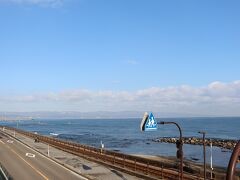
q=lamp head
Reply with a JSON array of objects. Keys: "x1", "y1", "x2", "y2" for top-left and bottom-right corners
[{"x1": 140, "y1": 112, "x2": 149, "y2": 131}]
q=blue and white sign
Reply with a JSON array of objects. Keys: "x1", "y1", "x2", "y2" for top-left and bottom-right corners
[{"x1": 144, "y1": 112, "x2": 157, "y2": 131}]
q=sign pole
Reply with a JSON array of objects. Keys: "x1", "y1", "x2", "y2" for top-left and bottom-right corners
[
  {"x1": 210, "y1": 141, "x2": 213, "y2": 179},
  {"x1": 48, "y1": 144, "x2": 50, "y2": 157}
]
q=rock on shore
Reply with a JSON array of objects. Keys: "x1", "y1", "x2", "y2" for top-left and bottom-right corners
[{"x1": 152, "y1": 137, "x2": 237, "y2": 150}]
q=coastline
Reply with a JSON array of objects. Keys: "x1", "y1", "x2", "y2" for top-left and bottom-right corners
[{"x1": 1, "y1": 118, "x2": 239, "y2": 169}]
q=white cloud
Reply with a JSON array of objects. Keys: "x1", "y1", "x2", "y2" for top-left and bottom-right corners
[
  {"x1": 1, "y1": 0, "x2": 63, "y2": 7},
  {"x1": 1, "y1": 80, "x2": 240, "y2": 116}
]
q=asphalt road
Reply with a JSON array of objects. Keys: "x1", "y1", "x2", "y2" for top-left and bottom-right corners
[{"x1": 0, "y1": 131, "x2": 88, "y2": 180}]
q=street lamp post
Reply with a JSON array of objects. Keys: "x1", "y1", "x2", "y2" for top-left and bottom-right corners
[
  {"x1": 159, "y1": 121, "x2": 183, "y2": 180},
  {"x1": 199, "y1": 131, "x2": 206, "y2": 180}
]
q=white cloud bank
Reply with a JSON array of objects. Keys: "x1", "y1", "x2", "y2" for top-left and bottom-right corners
[
  {"x1": 1, "y1": 80, "x2": 240, "y2": 116},
  {"x1": 1, "y1": 0, "x2": 63, "y2": 7}
]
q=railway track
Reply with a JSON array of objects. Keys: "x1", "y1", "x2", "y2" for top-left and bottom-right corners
[{"x1": 2, "y1": 126, "x2": 202, "y2": 180}]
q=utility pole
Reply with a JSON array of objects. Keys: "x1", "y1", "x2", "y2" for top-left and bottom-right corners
[{"x1": 199, "y1": 131, "x2": 206, "y2": 180}]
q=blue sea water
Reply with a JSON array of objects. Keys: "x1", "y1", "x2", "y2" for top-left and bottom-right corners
[{"x1": 1, "y1": 117, "x2": 239, "y2": 168}]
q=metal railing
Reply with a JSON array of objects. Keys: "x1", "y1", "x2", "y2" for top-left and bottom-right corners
[
  {"x1": 0, "y1": 163, "x2": 13, "y2": 180},
  {"x1": 2, "y1": 126, "x2": 202, "y2": 180}
]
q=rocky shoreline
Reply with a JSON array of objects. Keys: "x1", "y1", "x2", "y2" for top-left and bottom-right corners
[{"x1": 152, "y1": 137, "x2": 238, "y2": 150}]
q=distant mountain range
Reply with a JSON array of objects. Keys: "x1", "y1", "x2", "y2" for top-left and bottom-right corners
[{"x1": 0, "y1": 111, "x2": 222, "y2": 120}]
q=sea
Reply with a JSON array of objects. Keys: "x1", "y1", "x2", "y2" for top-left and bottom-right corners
[{"x1": 1, "y1": 117, "x2": 239, "y2": 168}]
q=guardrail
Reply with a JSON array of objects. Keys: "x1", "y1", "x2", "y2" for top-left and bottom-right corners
[
  {"x1": 0, "y1": 162, "x2": 13, "y2": 180},
  {"x1": 2, "y1": 126, "x2": 202, "y2": 180}
]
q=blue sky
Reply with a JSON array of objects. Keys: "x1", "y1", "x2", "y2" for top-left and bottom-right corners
[{"x1": 0, "y1": 0, "x2": 240, "y2": 115}]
